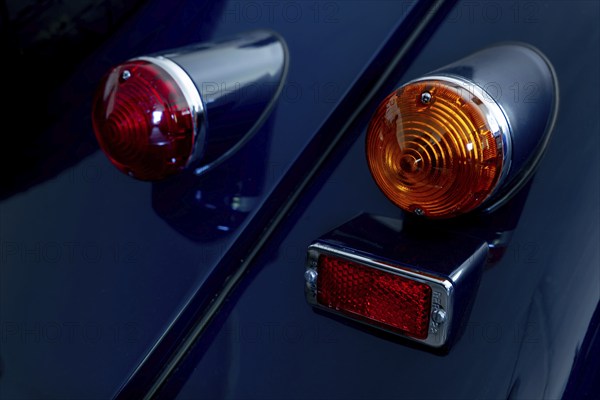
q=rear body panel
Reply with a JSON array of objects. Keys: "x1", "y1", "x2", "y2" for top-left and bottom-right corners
[
  {"x1": 1, "y1": 0, "x2": 434, "y2": 398},
  {"x1": 167, "y1": 2, "x2": 600, "y2": 399},
  {"x1": 1, "y1": 1, "x2": 598, "y2": 399}
]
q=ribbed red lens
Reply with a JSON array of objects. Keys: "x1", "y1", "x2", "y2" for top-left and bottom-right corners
[
  {"x1": 92, "y1": 60, "x2": 195, "y2": 180},
  {"x1": 317, "y1": 254, "x2": 432, "y2": 339}
]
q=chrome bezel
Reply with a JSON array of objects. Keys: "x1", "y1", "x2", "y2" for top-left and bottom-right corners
[
  {"x1": 134, "y1": 55, "x2": 207, "y2": 167},
  {"x1": 481, "y1": 46, "x2": 559, "y2": 213},
  {"x1": 405, "y1": 74, "x2": 513, "y2": 203},
  {"x1": 306, "y1": 242, "x2": 453, "y2": 348}
]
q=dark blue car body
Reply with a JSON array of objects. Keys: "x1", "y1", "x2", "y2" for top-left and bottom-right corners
[{"x1": 1, "y1": 1, "x2": 599, "y2": 398}]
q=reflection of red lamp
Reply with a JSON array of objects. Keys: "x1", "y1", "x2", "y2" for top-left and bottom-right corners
[{"x1": 151, "y1": 116, "x2": 272, "y2": 243}]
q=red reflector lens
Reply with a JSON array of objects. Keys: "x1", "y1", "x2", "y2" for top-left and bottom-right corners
[
  {"x1": 317, "y1": 254, "x2": 432, "y2": 339},
  {"x1": 92, "y1": 60, "x2": 195, "y2": 180}
]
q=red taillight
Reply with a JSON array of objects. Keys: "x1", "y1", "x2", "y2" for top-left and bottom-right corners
[
  {"x1": 92, "y1": 32, "x2": 289, "y2": 180},
  {"x1": 317, "y1": 254, "x2": 432, "y2": 339},
  {"x1": 92, "y1": 60, "x2": 196, "y2": 180}
]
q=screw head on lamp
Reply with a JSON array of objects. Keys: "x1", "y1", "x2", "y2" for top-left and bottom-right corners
[{"x1": 366, "y1": 44, "x2": 558, "y2": 218}]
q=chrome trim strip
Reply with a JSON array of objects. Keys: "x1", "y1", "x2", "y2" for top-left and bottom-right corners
[
  {"x1": 482, "y1": 46, "x2": 559, "y2": 213},
  {"x1": 134, "y1": 55, "x2": 207, "y2": 166}
]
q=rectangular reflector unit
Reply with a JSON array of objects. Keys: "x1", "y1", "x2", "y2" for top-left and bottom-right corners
[
  {"x1": 317, "y1": 254, "x2": 432, "y2": 339},
  {"x1": 305, "y1": 213, "x2": 488, "y2": 348}
]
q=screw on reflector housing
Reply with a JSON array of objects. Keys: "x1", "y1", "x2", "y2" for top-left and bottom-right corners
[
  {"x1": 366, "y1": 44, "x2": 558, "y2": 218},
  {"x1": 92, "y1": 30, "x2": 288, "y2": 181}
]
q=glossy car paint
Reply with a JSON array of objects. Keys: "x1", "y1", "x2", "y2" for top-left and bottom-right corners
[
  {"x1": 161, "y1": 1, "x2": 599, "y2": 399},
  {"x1": 0, "y1": 0, "x2": 438, "y2": 398},
  {"x1": 0, "y1": 1, "x2": 598, "y2": 400}
]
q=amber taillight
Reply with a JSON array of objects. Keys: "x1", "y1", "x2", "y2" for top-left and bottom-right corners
[{"x1": 366, "y1": 79, "x2": 507, "y2": 218}]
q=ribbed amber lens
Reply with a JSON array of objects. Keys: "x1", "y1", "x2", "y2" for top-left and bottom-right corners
[{"x1": 366, "y1": 80, "x2": 504, "y2": 218}]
